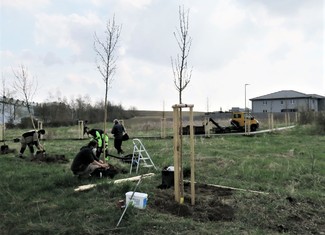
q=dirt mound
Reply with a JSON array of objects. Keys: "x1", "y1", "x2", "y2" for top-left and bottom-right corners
[
  {"x1": 152, "y1": 183, "x2": 325, "y2": 234},
  {"x1": 152, "y1": 182, "x2": 235, "y2": 222},
  {"x1": 30, "y1": 152, "x2": 69, "y2": 163},
  {"x1": 0, "y1": 144, "x2": 16, "y2": 154}
]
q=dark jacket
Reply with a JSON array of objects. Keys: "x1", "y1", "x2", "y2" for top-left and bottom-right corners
[
  {"x1": 70, "y1": 147, "x2": 95, "y2": 174},
  {"x1": 111, "y1": 123, "x2": 125, "y2": 139},
  {"x1": 22, "y1": 130, "x2": 37, "y2": 138}
]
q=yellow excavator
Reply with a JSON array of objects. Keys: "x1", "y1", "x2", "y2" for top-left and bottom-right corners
[
  {"x1": 229, "y1": 112, "x2": 259, "y2": 132},
  {"x1": 183, "y1": 112, "x2": 259, "y2": 135}
]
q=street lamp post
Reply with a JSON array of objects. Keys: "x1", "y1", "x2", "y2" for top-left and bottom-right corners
[{"x1": 244, "y1": 84, "x2": 250, "y2": 134}]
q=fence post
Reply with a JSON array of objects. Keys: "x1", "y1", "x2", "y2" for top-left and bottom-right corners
[
  {"x1": 78, "y1": 120, "x2": 84, "y2": 139},
  {"x1": 161, "y1": 118, "x2": 166, "y2": 139},
  {"x1": 37, "y1": 121, "x2": 43, "y2": 139},
  {"x1": 0, "y1": 124, "x2": 4, "y2": 141}
]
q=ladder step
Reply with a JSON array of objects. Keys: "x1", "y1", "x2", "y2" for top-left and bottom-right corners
[{"x1": 130, "y1": 138, "x2": 157, "y2": 174}]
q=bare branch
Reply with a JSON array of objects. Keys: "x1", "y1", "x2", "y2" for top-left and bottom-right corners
[
  {"x1": 94, "y1": 16, "x2": 121, "y2": 90},
  {"x1": 12, "y1": 64, "x2": 38, "y2": 129},
  {"x1": 171, "y1": 5, "x2": 192, "y2": 104}
]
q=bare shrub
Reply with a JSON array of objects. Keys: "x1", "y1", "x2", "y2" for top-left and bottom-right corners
[
  {"x1": 299, "y1": 111, "x2": 325, "y2": 135},
  {"x1": 314, "y1": 111, "x2": 325, "y2": 134},
  {"x1": 298, "y1": 111, "x2": 315, "y2": 125}
]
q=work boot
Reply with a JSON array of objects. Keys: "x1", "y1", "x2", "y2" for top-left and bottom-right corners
[{"x1": 17, "y1": 153, "x2": 24, "y2": 158}]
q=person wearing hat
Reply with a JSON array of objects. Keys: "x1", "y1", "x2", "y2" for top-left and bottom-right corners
[
  {"x1": 111, "y1": 119, "x2": 125, "y2": 155},
  {"x1": 18, "y1": 129, "x2": 46, "y2": 158}
]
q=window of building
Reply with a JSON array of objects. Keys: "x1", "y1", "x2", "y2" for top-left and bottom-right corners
[
  {"x1": 281, "y1": 108, "x2": 298, "y2": 112},
  {"x1": 263, "y1": 110, "x2": 268, "y2": 113},
  {"x1": 290, "y1": 100, "x2": 295, "y2": 104},
  {"x1": 263, "y1": 101, "x2": 267, "y2": 105},
  {"x1": 281, "y1": 100, "x2": 284, "y2": 105}
]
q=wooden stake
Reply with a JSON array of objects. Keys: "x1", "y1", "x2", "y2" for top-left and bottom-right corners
[
  {"x1": 189, "y1": 106, "x2": 195, "y2": 205},
  {"x1": 74, "y1": 173, "x2": 155, "y2": 192},
  {"x1": 161, "y1": 118, "x2": 166, "y2": 139},
  {"x1": 173, "y1": 106, "x2": 180, "y2": 202},
  {"x1": 172, "y1": 104, "x2": 195, "y2": 204},
  {"x1": 78, "y1": 120, "x2": 84, "y2": 139},
  {"x1": 184, "y1": 180, "x2": 269, "y2": 195}
]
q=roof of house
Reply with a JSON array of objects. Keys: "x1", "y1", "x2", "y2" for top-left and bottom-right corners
[{"x1": 250, "y1": 90, "x2": 325, "y2": 100}]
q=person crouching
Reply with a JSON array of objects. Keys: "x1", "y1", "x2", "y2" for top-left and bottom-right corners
[{"x1": 70, "y1": 140, "x2": 109, "y2": 178}]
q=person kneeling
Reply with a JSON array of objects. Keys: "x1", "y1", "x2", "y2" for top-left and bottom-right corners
[{"x1": 71, "y1": 140, "x2": 109, "y2": 178}]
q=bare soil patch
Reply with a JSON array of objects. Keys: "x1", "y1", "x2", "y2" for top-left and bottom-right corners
[
  {"x1": 152, "y1": 182, "x2": 235, "y2": 222},
  {"x1": 151, "y1": 182, "x2": 325, "y2": 234},
  {"x1": 30, "y1": 152, "x2": 69, "y2": 163}
]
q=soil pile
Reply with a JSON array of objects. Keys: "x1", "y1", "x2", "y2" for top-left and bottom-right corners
[{"x1": 30, "y1": 152, "x2": 69, "y2": 163}]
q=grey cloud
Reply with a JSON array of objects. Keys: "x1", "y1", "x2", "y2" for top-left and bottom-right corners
[
  {"x1": 237, "y1": 0, "x2": 314, "y2": 15},
  {"x1": 268, "y1": 43, "x2": 291, "y2": 63},
  {"x1": 120, "y1": 1, "x2": 180, "y2": 65},
  {"x1": 42, "y1": 52, "x2": 63, "y2": 66}
]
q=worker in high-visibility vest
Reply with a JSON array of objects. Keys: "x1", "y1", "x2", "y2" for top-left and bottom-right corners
[{"x1": 87, "y1": 128, "x2": 109, "y2": 160}]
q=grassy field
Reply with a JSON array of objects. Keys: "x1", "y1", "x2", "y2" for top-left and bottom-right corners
[{"x1": 0, "y1": 120, "x2": 324, "y2": 234}]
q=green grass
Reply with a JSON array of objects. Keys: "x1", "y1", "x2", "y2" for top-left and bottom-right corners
[{"x1": 0, "y1": 123, "x2": 324, "y2": 234}]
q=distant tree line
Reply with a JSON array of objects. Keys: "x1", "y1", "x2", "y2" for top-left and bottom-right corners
[{"x1": 4, "y1": 96, "x2": 137, "y2": 129}]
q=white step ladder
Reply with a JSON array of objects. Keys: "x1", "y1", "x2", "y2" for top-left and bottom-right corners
[{"x1": 130, "y1": 138, "x2": 157, "y2": 174}]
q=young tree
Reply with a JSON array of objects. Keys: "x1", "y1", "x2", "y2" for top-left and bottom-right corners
[
  {"x1": 12, "y1": 64, "x2": 38, "y2": 129},
  {"x1": 171, "y1": 6, "x2": 193, "y2": 132},
  {"x1": 94, "y1": 16, "x2": 121, "y2": 161},
  {"x1": 171, "y1": 5, "x2": 193, "y2": 203},
  {"x1": 171, "y1": 6, "x2": 193, "y2": 105}
]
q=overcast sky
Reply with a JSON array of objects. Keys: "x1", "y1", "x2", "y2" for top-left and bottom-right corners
[{"x1": 1, "y1": 0, "x2": 324, "y2": 112}]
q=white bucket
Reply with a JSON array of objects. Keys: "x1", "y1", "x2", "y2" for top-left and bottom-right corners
[{"x1": 125, "y1": 192, "x2": 148, "y2": 209}]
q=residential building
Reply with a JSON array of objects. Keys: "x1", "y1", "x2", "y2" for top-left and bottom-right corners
[
  {"x1": 250, "y1": 90, "x2": 325, "y2": 113},
  {"x1": 0, "y1": 97, "x2": 33, "y2": 124}
]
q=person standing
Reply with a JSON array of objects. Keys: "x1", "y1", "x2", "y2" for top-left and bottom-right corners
[
  {"x1": 18, "y1": 129, "x2": 46, "y2": 158},
  {"x1": 70, "y1": 140, "x2": 109, "y2": 178},
  {"x1": 111, "y1": 119, "x2": 125, "y2": 155},
  {"x1": 83, "y1": 120, "x2": 89, "y2": 137}
]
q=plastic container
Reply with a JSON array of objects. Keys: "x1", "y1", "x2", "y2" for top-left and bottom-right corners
[{"x1": 125, "y1": 192, "x2": 148, "y2": 209}]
